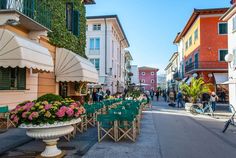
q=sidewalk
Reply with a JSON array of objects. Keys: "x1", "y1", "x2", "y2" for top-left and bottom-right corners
[{"x1": 0, "y1": 126, "x2": 98, "y2": 157}]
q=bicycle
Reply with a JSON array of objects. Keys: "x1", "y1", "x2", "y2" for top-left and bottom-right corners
[
  {"x1": 189, "y1": 102, "x2": 214, "y2": 117},
  {"x1": 222, "y1": 104, "x2": 236, "y2": 133}
]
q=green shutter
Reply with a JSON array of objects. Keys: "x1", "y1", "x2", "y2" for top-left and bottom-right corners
[
  {"x1": 0, "y1": 68, "x2": 10, "y2": 90},
  {"x1": 73, "y1": 10, "x2": 80, "y2": 36},
  {"x1": 23, "y1": 0, "x2": 34, "y2": 18},
  {"x1": 17, "y1": 68, "x2": 26, "y2": 90}
]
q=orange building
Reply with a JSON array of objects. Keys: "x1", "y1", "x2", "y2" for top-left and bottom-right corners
[{"x1": 175, "y1": 8, "x2": 229, "y2": 96}]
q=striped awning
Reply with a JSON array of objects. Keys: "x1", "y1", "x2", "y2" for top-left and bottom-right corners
[
  {"x1": 0, "y1": 29, "x2": 53, "y2": 72},
  {"x1": 55, "y1": 48, "x2": 98, "y2": 83}
]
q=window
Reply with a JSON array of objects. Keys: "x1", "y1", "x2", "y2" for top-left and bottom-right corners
[
  {"x1": 0, "y1": 67, "x2": 26, "y2": 90},
  {"x1": 219, "y1": 49, "x2": 228, "y2": 61},
  {"x1": 233, "y1": 50, "x2": 236, "y2": 65},
  {"x1": 189, "y1": 58, "x2": 192, "y2": 63},
  {"x1": 233, "y1": 17, "x2": 236, "y2": 32},
  {"x1": 90, "y1": 59, "x2": 100, "y2": 71},
  {"x1": 93, "y1": 24, "x2": 101, "y2": 31},
  {"x1": 194, "y1": 28, "x2": 198, "y2": 41},
  {"x1": 151, "y1": 79, "x2": 154, "y2": 83},
  {"x1": 141, "y1": 79, "x2": 145, "y2": 83},
  {"x1": 218, "y1": 23, "x2": 228, "y2": 35},
  {"x1": 86, "y1": 25, "x2": 88, "y2": 31},
  {"x1": 151, "y1": 72, "x2": 154, "y2": 75},
  {"x1": 66, "y1": 2, "x2": 73, "y2": 31},
  {"x1": 141, "y1": 72, "x2": 145, "y2": 76},
  {"x1": 189, "y1": 36, "x2": 192, "y2": 47},
  {"x1": 185, "y1": 41, "x2": 188, "y2": 51},
  {"x1": 89, "y1": 38, "x2": 100, "y2": 50}
]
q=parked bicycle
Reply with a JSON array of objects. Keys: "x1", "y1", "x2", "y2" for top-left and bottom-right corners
[
  {"x1": 222, "y1": 104, "x2": 236, "y2": 133},
  {"x1": 189, "y1": 102, "x2": 214, "y2": 117}
]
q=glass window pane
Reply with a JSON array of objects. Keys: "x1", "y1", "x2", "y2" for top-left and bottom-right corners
[
  {"x1": 219, "y1": 23, "x2": 228, "y2": 34},
  {"x1": 90, "y1": 38, "x2": 94, "y2": 50},
  {"x1": 95, "y1": 38, "x2": 100, "y2": 50},
  {"x1": 219, "y1": 50, "x2": 228, "y2": 61}
]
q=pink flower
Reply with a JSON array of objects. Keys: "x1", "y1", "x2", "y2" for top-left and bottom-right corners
[
  {"x1": 28, "y1": 112, "x2": 39, "y2": 120},
  {"x1": 66, "y1": 108, "x2": 74, "y2": 117},
  {"x1": 44, "y1": 104, "x2": 52, "y2": 110},
  {"x1": 13, "y1": 116, "x2": 19, "y2": 124},
  {"x1": 56, "y1": 109, "x2": 65, "y2": 118},
  {"x1": 60, "y1": 106, "x2": 68, "y2": 113},
  {"x1": 22, "y1": 112, "x2": 28, "y2": 118}
]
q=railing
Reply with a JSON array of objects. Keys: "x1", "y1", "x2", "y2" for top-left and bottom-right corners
[
  {"x1": 0, "y1": 0, "x2": 51, "y2": 29},
  {"x1": 185, "y1": 61, "x2": 228, "y2": 73}
]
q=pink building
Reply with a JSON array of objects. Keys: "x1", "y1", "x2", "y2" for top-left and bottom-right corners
[{"x1": 138, "y1": 66, "x2": 158, "y2": 91}]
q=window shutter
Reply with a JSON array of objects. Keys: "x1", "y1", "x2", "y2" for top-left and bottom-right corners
[
  {"x1": 17, "y1": 68, "x2": 26, "y2": 90},
  {"x1": 0, "y1": 0, "x2": 7, "y2": 9},
  {"x1": 0, "y1": 68, "x2": 10, "y2": 90},
  {"x1": 73, "y1": 10, "x2": 80, "y2": 36},
  {"x1": 23, "y1": 0, "x2": 35, "y2": 18}
]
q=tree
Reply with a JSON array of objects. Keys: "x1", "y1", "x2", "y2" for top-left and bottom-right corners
[{"x1": 180, "y1": 77, "x2": 211, "y2": 103}]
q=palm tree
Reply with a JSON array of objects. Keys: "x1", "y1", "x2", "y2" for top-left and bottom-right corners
[{"x1": 180, "y1": 77, "x2": 211, "y2": 103}]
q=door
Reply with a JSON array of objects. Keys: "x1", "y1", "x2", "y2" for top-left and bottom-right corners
[{"x1": 59, "y1": 82, "x2": 68, "y2": 98}]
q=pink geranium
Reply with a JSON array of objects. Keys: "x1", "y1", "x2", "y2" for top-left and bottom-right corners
[
  {"x1": 66, "y1": 108, "x2": 74, "y2": 117},
  {"x1": 60, "y1": 106, "x2": 68, "y2": 112},
  {"x1": 56, "y1": 109, "x2": 65, "y2": 118},
  {"x1": 44, "y1": 104, "x2": 52, "y2": 110},
  {"x1": 28, "y1": 112, "x2": 39, "y2": 120},
  {"x1": 13, "y1": 116, "x2": 19, "y2": 124},
  {"x1": 22, "y1": 112, "x2": 28, "y2": 118}
]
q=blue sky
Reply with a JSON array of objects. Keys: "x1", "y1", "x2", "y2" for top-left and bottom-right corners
[{"x1": 86, "y1": 0, "x2": 230, "y2": 74}]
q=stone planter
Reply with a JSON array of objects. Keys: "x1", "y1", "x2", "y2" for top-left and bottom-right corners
[
  {"x1": 185, "y1": 102, "x2": 193, "y2": 111},
  {"x1": 19, "y1": 118, "x2": 81, "y2": 158}
]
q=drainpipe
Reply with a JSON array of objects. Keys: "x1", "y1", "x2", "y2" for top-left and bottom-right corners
[{"x1": 104, "y1": 18, "x2": 107, "y2": 75}]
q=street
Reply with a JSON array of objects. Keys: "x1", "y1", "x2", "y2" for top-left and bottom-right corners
[{"x1": 84, "y1": 98, "x2": 236, "y2": 158}]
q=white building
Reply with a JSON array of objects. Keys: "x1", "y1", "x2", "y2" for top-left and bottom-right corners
[
  {"x1": 157, "y1": 74, "x2": 167, "y2": 90},
  {"x1": 165, "y1": 52, "x2": 178, "y2": 91},
  {"x1": 130, "y1": 65, "x2": 139, "y2": 85},
  {"x1": 124, "y1": 50, "x2": 133, "y2": 87},
  {"x1": 86, "y1": 15, "x2": 130, "y2": 94},
  {"x1": 221, "y1": 1, "x2": 236, "y2": 108}
]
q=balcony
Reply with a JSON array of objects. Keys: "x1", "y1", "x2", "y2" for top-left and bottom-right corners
[
  {"x1": 0, "y1": 0, "x2": 51, "y2": 30},
  {"x1": 173, "y1": 71, "x2": 182, "y2": 81},
  {"x1": 185, "y1": 61, "x2": 228, "y2": 73}
]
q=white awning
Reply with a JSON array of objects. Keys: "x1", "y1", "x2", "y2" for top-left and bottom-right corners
[
  {"x1": 55, "y1": 48, "x2": 98, "y2": 83},
  {"x1": 221, "y1": 79, "x2": 236, "y2": 85},
  {"x1": 0, "y1": 29, "x2": 53, "y2": 72},
  {"x1": 214, "y1": 73, "x2": 228, "y2": 84}
]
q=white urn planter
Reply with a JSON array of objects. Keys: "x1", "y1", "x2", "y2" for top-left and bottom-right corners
[
  {"x1": 185, "y1": 102, "x2": 193, "y2": 112},
  {"x1": 19, "y1": 118, "x2": 81, "y2": 158}
]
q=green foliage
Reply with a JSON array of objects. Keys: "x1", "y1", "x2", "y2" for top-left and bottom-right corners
[
  {"x1": 127, "y1": 90, "x2": 141, "y2": 99},
  {"x1": 180, "y1": 78, "x2": 211, "y2": 103},
  {"x1": 41, "y1": 0, "x2": 86, "y2": 57},
  {"x1": 37, "y1": 93, "x2": 63, "y2": 102}
]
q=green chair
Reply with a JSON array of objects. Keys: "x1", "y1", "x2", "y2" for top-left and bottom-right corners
[
  {"x1": 97, "y1": 114, "x2": 117, "y2": 142},
  {"x1": 0, "y1": 105, "x2": 15, "y2": 131}
]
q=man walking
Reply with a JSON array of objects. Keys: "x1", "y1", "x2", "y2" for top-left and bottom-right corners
[{"x1": 177, "y1": 91, "x2": 184, "y2": 108}]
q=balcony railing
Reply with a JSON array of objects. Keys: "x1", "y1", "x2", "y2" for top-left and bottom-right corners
[
  {"x1": 0, "y1": 0, "x2": 51, "y2": 29},
  {"x1": 173, "y1": 71, "x2": 182, "y2": 80},
  {"x1": 185, "y1": 61, "x2": 228, "y2": 73}
]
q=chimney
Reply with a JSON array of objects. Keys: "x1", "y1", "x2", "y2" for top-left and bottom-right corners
[{"x1": 231, "y1": 0, "x2": 236, "y2": 4}]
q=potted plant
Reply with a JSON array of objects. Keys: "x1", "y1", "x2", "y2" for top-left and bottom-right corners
[
  {"x1": 10, "y1": 96, "x2": 85, "y2": 158},
  {"x1": 180, "y1": 77, "x2": 211, "y2": 111}
]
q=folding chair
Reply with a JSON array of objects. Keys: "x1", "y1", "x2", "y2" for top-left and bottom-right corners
[
  {"x1": 117, "y1": 113, "x2": 136, "y2": 142},
  {"x1": 76, "y1": 114, "x2": 87, "y2": 133},
  {"x1": 84, "y1": 105, "x2": 96, "y2": 127},
  {"x1": 0, "y1": 105, "x2": 15, "y2": 131},
  {"x1": 97, "y1": 114, "x2": 117, "y2": 142},
  {"x1": 64, "y1": 124, "x2": 77, "y2": 141}
]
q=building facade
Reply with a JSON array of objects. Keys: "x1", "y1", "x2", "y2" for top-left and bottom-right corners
[
  {"x1": 157, "y1": 74, "x2": 167, "y2": 90},
  {"x1": 175, "y1": 8, "x2": 229, "y2": 97},
  {"x1": 221, "y1": 1, "x2": 236, "y2": 108},
  {"x1": 124, "y1": 50, "x2": 133, "y2": 88},
  {"x1": 0, "y1": 0, "x2": 98, "y2": 108},
  {"x1": 165, "y1": 52, "x2": 178, "y2": 91},
  {"x1": 130, "y1": 65, "x2": 139, "y2": 85},
  {"x1": 86, "y1": 15, "x2": 130, "y2": 94},
  {"x1": 138, "y1": 66, "x2": 158, "y2": 91}
]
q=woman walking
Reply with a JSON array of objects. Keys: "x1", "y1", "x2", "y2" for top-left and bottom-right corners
[{"x1": 210, "y1": 92, "x2": 218, "y2": 112}]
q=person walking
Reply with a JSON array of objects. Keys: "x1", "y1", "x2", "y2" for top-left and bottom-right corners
[
  {"x1": 163, "y1": 91, "x2": 167, "y2": 102},
  {"x1": 177, "y1": 91, "x2": 184, "y2": 108},
  {"x1": 169, "y1": 90, "x2": 175, "y2": 107},
  {"x1": 210, "y1": 92, "x2": 218, "y2": 112},
  {"x1": 156, "y1": 90, "x2": 160, "y2": 101},
  {"x1": 150, "y1": 89, "x2": 154, "y2": 100}
]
